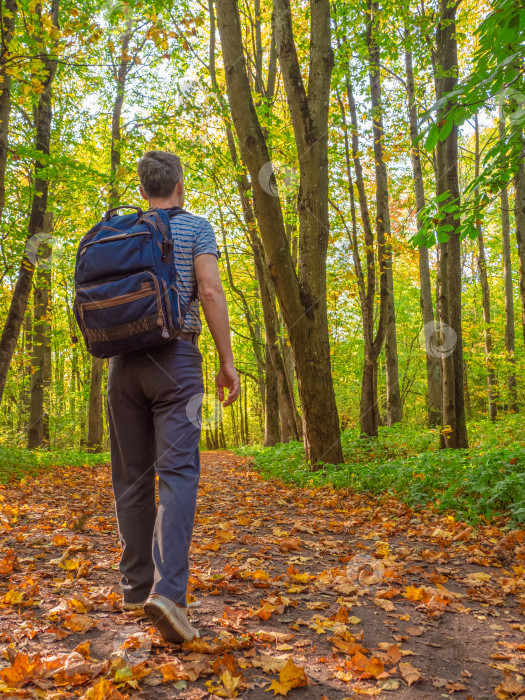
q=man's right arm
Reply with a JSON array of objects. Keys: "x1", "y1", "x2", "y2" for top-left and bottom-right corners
[{"x1": 194, "y1": 253, "x2": 240, "y2": 407}]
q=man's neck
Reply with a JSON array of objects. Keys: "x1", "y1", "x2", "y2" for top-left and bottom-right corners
[{"x1": 148, "y1": 196, "x2": 183, "y2": 210}]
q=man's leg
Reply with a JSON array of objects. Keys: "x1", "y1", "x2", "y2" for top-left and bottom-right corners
[
  {"x1": 107, "y1": 357, "x2": 156, "y2": 604},
  {"x1": 144, "y1": 342, "x2": 203, "y2": 607}
]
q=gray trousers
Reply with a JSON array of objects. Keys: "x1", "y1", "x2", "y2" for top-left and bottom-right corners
[{"x1": 107, "y1": 339, "x2": 203, "y2": 606}]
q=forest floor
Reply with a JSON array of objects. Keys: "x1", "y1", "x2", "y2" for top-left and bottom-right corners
[{"x1": 0, "y1": 452, "x2": 524, "y2": 699}]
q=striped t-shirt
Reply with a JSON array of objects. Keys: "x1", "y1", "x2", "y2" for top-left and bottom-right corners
[{"x1": 170, "y1": 209, "x2": 219, "y2": 335}]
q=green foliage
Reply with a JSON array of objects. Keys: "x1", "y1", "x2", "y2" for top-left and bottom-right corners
[
  {"x1": 239, "y1": 417, "x2": 525, "y2": 526},
  {"x1": 0, "y1": 447, "x2": 110, "y2": 483},
  {"x1": 414, "y1": 0, "x2": 525, "y2": 249}
]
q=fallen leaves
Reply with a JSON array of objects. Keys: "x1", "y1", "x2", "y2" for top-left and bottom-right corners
[
  {"x1": 252, "y1": 594, "x2": 295, "y2": 620},
  {"x1": 63, "y1": 613, "x2": 98, "y2": 633},
  {"x1": 267, "y1": 658, "x2": 308, "y2": 696},
  {"x1": 0, "y1": 650, "x2": 108, "y2": 689},
  {"x1": 0, "y1": 548, "x2": 20, "y2": 575},
  {"x1": 495, "y1": 672, "x2": 525, "y2": 699},
  {"x1": 399, "y1": 661, "x2": 422, "y2": 686},
  {"x1": 0, "y1": 452, "x2": 524, "y2": 700}
]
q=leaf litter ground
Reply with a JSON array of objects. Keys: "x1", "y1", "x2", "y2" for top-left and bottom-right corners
[{"x1": 0, "y1": 452, "x2": 524, "y2": 699}]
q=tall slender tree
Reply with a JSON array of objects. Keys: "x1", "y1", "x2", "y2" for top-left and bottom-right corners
[
  {"x1": 499, "y1": 111, "x2": 518, "y2": 410},
  {"x1": 207, "y1": 0, "x2": 299, "y2": 444},
  {"x1": 0, "y1": 0, "x2": 59, "y2": 406},
  {"x1": 0, "y1": 0, "x2": 17, "y2": 225},
  {"x1": 86, "y1": 18, "x2": 134, "y2": 452},
  {"x1": 334, "y1": 26, "x2": 388, "y2": 437},
  {"x1": 28, "y1": 213, "x2": 53, "y2": 447},
  {"x1": 215, "y1": 0, "x2": 343, "y2": 464},
  {"x1": 367, "y1": 0, "x2": 402, "y2": 427},
  {"x1": 433, "y1": 0, "x2": 468, "y2": 448},
  {"x1": 404, "y1": 26, "x2": 441, "y2": 427},
  {"x1": 515, "y1": 134, "x2": 525, "y2": 347},
  {"x1": 474, "y1": 116, "x2": 497, "y2": 420}
]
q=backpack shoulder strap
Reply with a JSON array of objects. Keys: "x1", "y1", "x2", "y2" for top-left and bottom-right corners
[{"x1": 166, "y1": 206, "x2": 189, "y2": 217}]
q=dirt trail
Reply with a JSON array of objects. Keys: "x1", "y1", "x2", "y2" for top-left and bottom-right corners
[{"x1": 0, "y1": 451, "x2": 524, "y2": 699}]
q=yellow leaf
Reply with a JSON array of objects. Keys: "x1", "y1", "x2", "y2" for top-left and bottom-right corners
[
  {"x1": 2, "y1": 589, "x2": 26, "y2": 605},
  {"x1": 74, "y1": 641, "x2": 91, "y2": 658},
  {"x1": 159, "y1": 662, "x2": 187, "y2": 682},
  {"x1": 52, "y1": 534, "x2": 68, "y2": 546},
  {"x1": 267, "y1": 658, "x2": 308, "y2": 696},
  {"x1": 63, "y1": 614, "x2": 97, "y2": 633},
  {"x1": 0, "y1": 652, "x2": 40, "y2": 685}
]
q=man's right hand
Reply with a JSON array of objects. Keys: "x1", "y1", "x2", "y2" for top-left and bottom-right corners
[{"x1": 216, "y1": 362, "x2": 240, "y2": 407}]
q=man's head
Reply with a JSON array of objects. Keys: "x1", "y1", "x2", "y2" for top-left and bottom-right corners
[{"x1": 138, "y1": 151, "x2": 184, "y2": 205}]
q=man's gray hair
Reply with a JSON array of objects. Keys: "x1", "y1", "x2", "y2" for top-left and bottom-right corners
[{"x1": 138, "y1": 151, "x2": 183, "y2": 198}]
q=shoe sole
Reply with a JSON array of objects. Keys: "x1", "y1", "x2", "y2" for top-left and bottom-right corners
[{"x1": 144, "y1": 599, "x2": 195, "y2": 644}]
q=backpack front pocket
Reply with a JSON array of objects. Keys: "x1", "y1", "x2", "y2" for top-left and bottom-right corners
[
  {"x1": 75, "y1": 272, "x2": 172, "y2": 357},
  {"x1": 76, "y1": 229, "x2": 155, "y2": 284}
]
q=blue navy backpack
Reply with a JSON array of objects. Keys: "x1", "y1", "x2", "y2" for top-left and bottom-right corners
[{"x1": 74, "y1": 204, "x2": 192, "y2": 358}]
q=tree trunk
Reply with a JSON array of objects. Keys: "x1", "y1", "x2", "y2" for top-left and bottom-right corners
[
  {"x1": 253, "y1": 242, "x2": 300, "y2": 443},
  {"x1": 20, "y1": 313, "x2": 32, "y2": 431},
  {"x1": 434, "y1": 0, "x2": 468, "y2": 449},
  {"x1": 280, "y1": 335, "x2": 301, "y2": 437},
  {"x1": 338, "y1": 64, "x2": 387, "y2": 437},
  {"x1": 87, "y1": 23, "x2": 133, "y2": 450},
  {"x1": 0, "y1": 0, "x2": 59, "y2": 406},
  {"x1": 28, "y1": 213, "x2": 53, "y2": 448},
  {"x1": 264, "y1": 343, "x2": 280, "y2": 445},
  {"x1": 476, "y1": 227, "x2": 497, "y2": 420},
  {"x1": 109, "y1": 20, "x2": 132, "y2": 205},
  {"x1": 367, "y1": 0, "x2": 402, "y2": 427},
  {"x1": 499, "y1": 112, "x2": 518, "y2": 410},
  {"x1": 243, "y1": 372, "x2": 249, "y2": 442},
  {"x1": 206, "y1": 9, "x2": 299, "y2": 443},
  {"x1": 220, "y1": 220, "x2": 265, "y2": 393},
  {"x1": 474, "y1": 116, "x2": 497, "y2": 420},
  {"x1": 404, "y1": 33, "x2": 441, "y2": 426},
  {"x1": 515, "y1": 135, "x2": 525, "y2": 347},
  {"x1": 0, "y1": 0, "x2": 17, "y2": 224},
  {"x1": 215, "y1": 0, "x2": 341, "y2": 464},
  {"x1": 87, "y1": 357, "x2": 104, "y2": 451}
]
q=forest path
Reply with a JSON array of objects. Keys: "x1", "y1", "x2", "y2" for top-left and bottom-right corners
[{"x1": 0, "y1": 451, "x2": 524, "y2": 699}]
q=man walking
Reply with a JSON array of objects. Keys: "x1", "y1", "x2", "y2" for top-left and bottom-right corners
[{"x1": 107, "y1": 150, "x2": 240, "y2": 643}]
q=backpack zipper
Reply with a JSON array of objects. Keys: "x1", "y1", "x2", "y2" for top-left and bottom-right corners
[
  {"x1": 80, "y1": 230, "x2": 150, "y2": 254},
  {"x1": 170, "y1": 285, "x2": 184, "y2": 325},
  {"x1": 80, "y1": 286, "x2": 154, "y2": 314},
  {"x1": 146, "y1": 272, "x2": 169, "y2": 338}
]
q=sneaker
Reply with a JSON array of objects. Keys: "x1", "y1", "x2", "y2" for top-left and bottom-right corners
[
  {"x1": 122, "y1": 601, "x2": 146, "y2": 613},
  {"x1": 144, "y1": 593, "x2": 199, "y2": 643}
]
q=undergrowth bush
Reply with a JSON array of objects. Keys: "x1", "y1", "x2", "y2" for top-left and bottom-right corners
[
  {"x1": 0, "y1": 447, "x2": 110, "y2": 483},
  {"x1": 238, "y1": 416, "x2": 525, "y2": 526}
]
